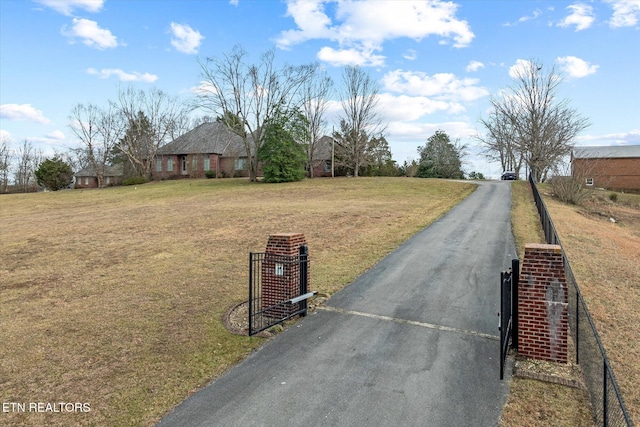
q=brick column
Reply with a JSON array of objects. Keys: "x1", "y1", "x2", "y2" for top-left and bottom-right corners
[
  {"x1": 517, "y1": 243, "x2": 568, "y2": 363},
  {"x1": 262, "y1": 233, "x2": 308, "y2": 319}
]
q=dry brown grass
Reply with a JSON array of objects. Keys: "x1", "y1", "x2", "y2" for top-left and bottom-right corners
[
  {"x1": 542, "y1": 189, "x2": 640, "y2": 425},
  {"x1": 500, "y1": 181, "x2": 594, "y2": 427},
  {"x1": 500, "y1": 379, "x2": 593, "y2": 427},
  {"x1": 0, "y1": 177, "x2": 474, "y2": 427}
]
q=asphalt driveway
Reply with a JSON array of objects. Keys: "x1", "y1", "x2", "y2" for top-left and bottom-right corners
[{"x1": 157, "y1": 180, "x2": 516, "y2": 427}]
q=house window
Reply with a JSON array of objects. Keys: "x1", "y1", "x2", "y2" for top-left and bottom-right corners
[
  {"x1": 234, "y1": 158, "x2": 246, "y2": 171},
  {"x1": 106, "y1": 177, "x2": 111, "y2": 185},
  {"x1": 204, "y1": 157, "x2": 211, "y2": 171},
  {"x1": 586, "y1": 178, "x2": 594, "y2": 186},
  {"x1": 181, "y1": 156, "x2": 187, "y2": 174},
  {"x1": 192, "y1": 156, "x2": 198, "y2": 172},
  {"x1": 156, "y1": 158, "x2": 162, "y2": 172},
  {"x1": 84, "y1": 177, "x2": 89, "y2": 185},
  {"x1": 167, "y1": 158, "x2": 174, "y2": 172},
  {"x1": 324, "y1": 160, "x2": 331, "y2": 173}
]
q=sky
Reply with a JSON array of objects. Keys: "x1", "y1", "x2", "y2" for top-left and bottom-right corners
[{"x1": 1, "y1": 0, "x2": 639, "y2": 178}]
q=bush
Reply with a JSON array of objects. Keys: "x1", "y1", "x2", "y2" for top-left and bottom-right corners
[
  {"x1": 609, "y1": 193, "x2": 618, "y2": 202},
  {"x1": 122, "y1": 176, "x2": 148, "y2": 186},
  {"x1": 550, "y1": 176, "x2": 588, "y2": 205},
  {"x1": 205, "y1": 170, "x2": 216, "y2": 179}
]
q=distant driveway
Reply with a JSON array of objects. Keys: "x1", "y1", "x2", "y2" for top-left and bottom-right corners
[{"x1": 158, "y1": 181, "x2": 516, "y2": 426}]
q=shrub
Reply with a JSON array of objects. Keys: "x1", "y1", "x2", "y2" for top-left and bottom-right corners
[
  {"x1": 609, "y1": 193, "x2": 618, "y2": 202},
  {"x1": 550, "y1": 176, "x2": 588, "y2": 205},
  {"x1": 205, "y1": 170, "x2": 216, "y2": 179},
  {"x1": 122, "y1": 176, "x2": 148, "y2": 186}
]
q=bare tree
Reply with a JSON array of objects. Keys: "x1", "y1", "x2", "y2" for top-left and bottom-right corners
[
  {"x1": 116, "y1": 86, "x2": 188, "y2": 179},
  {"x1": 0, "y1": 136, "x2": 12, "y2": 193},
  {"x1": 481, "y1": 59, "x2": 589, "y2": 182},
  {"x1": 301, "y1": 69, "x2": 333, "y2": 177},
  {"x1": 196, "y1": 45, "x2": 317, "y2": 181},
  {"x1": 69, "y1": 103, "x2": 124, "y2": 188},
  {"x1": 334, "y1": 66, "x2": 385, "y2": 177},
  {"x1": 477, "y1": 107, "x2": 524, "y2": 178},
  {"x1": 14, "y1": 140, "x2": 42, "y2": 192}
]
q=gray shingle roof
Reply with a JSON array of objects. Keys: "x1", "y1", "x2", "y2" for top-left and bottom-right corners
[
  {"x1": 156, "y1": 122, "x2": 247, "y2": 157},
  {"x1": 313, "y1": 135, "x2": 333, "y2": 160},
  {"x1": 573, "y1": 145, "x2": 640, "y2": 159}
]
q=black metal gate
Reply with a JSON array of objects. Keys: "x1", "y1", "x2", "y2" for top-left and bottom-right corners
[
  {"x1": 248, "y1": 245, "x2": 314, "y2": 336},
  {"x1": 500, "y1": 258, "x2": 519, "y2": 380}
]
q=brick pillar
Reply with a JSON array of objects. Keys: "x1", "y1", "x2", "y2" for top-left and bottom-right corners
[
  {"x1": 262, "y1": 233, "x2": 308, "y2": 319},
  {"x1": 517, "y1": 243, "x2": 568, "y2": 363}
]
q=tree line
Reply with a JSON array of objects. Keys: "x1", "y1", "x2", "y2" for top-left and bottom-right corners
[{"x1": 1, "y1": 52, "x2": 587, "y2": 192}]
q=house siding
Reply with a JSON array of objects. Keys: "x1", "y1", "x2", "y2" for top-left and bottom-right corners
[{"x1": 572, "y1": 157, "x2": 640, "y2": 190}]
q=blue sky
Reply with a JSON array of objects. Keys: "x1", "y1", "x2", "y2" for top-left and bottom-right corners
[{"x1": 1, "y1": 0, "x2": 639, "y2": 178}]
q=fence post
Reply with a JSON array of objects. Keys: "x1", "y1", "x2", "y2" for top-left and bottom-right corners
[
  {"x1": 299, "y1": 245, "x2": 309, "y2": 317},
  {"x1": 603, "y1": 361, "x2": 608, "y2": 427},
  {"x1": 511, "y1": 258, "x2": 519, "y2": 351},
  {"x1": 576, "y1": 287, "x2": 580, "y2": 365}
]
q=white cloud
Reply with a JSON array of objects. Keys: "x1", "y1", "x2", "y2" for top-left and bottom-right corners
[
  {"x1": 504, "y1": 9, "x2": 543, "y2": 26},
  {"x1": 466, "y1": 60, "x2": 484, "y2": 72},
  {"x1": 190, "y1": 81, "x2": 218, "y2": 96},
  {"x1": 87, "y1": 68, "x2": 158, "y2": 82},
  {"x1": 382, "y1": 69, "x2": 489, "y2": 103},
  {"x1": 558, "y1": 3, "x2": 595, "y2": 31},
  {"x1": 34, "y1": 0, "x2": 104, "y2": 16},
  {"x1": 276, "y1": 0, "x2": 474, "y2": 66},
  {"x1": 46, "y1": 130, "x2": 66, "y2": 140},
  {"x1": 577, "y1": 129, "x2": 640, "y2": 145},
  {"x1": 508, "y1": 59, "x2": 533, "y2": 78},
  {"x1": 605, "y1": 0, "x2": 640, "y2": 27},
  {"x1": 403, "y1": 49, "x2": 417, "y2": 61},
  {"x1": 378, "y1": 93, "x2": 455, "y2": 121},
  {"x1": 0, "y1": 129, "x2": 12, "y2": 144},
  {"x1": 0, "y1": 104, "x2": 51, "y2": 124},
  {"x1": 229, "y1": 0, "x2": 239, "y2": 5},
  {"x1": 63, "y1": 18, "x2": 118, "y2": 49},
  {"x1": 169, "y1": 23, "x2": 204, "y2": 54},
  {"x1": 317, "y1": 46, "x2": 385, "y2": 67},
  {"x1": 557, "y1": 56, "x2": 598, "y2": 78}
]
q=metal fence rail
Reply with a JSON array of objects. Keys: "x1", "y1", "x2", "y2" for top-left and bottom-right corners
[
  {"x1": 528, "y1": 174, "x2": 633, "y2": 427},
  {"x1": 248, "y1": 247, "x2": 311, "y2": 336}
]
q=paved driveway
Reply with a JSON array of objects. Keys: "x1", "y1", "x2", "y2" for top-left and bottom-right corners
[{"x1": 157, "y1": 181, "x2": 516, "y2": 427}]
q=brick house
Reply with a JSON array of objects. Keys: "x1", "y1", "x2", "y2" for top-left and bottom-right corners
[
  {"x1": 308, "y1": 135, "x2": 334, "y2": 177},
  {"x1": 153, "y1": 122, "x2": 251, "y2": 179},
  {"x1": 571, "y1": 145, "x2": 640, "y2": 191},
  {"x1": 75, "y1": 164, "x2": 123, "y2": 188}
]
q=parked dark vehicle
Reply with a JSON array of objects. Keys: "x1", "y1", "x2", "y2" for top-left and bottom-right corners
[{"x1": 501, "y1": 171, "x2": 517, "y2": 180}]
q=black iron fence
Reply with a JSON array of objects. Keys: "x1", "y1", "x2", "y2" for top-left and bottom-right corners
[
  {"x1": 248, "y1": 245, "x2": 313, "y2": 336},
  {"x1": 528, "y1": 174, "x2": 633, "y2": 427},
  {"x1": 500, "y1": 258, "x2": 519, "y2": 380}
]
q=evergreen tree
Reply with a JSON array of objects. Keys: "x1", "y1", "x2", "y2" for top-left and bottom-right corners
[
  {"x1": 416, "y1": 131, "x2": 466, "y2": 179},
  {"x1": 35, "y1": 157, "x2": 73, "y2": 191},
  {"x1": 257, "y1": 110, "x2": 307, "y2": 183}
]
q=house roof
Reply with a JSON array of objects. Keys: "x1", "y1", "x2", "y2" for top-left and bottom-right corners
[
  {"x1": 75, "y1": 164, "x2": 123, "y2": 177},
  {"x1": 312, "y1": 135, "x2": 333, "y2": 161},
  {"x1": 573, "y1": 145, "x2": 640, "y2": 159},
  {"x1": 156, "y1": 122, "x2": 247, "y2": 157}
]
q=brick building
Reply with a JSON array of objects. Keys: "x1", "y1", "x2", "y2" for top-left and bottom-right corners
[
  {"x1": 572, "y1": 145, "x2": 640, "y2": 191},
  {"x1": 153, "y1": 122, "x2": 250, "y2": 179}
]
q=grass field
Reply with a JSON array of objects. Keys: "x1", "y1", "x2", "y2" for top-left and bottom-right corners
[{"x1": 0, "y1": 177, "x2": 475, "y2": 426}]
